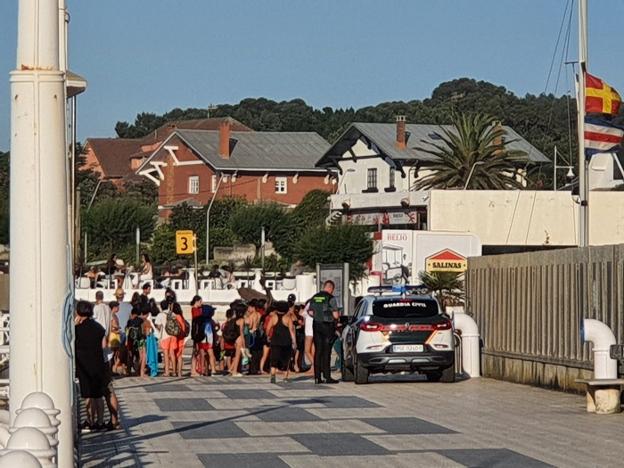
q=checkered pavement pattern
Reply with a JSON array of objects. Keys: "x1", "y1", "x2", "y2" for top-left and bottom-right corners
[{"x1": 80, "y1": 375, "x2": 554, "y2": 467}]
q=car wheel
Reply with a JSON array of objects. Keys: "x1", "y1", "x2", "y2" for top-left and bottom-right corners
[
  {"x1": 354, "y1": 354, "x2": 369, "y2": 385},
  {"x1": 425, "y1": 371, "x2": 442, "y2": 382},
  {"x1": 341, "y1": 356, "x2": 354, "y2": 382},
  {"x1": 440, "y1": 364, "x2": 456, "y2": 383}
]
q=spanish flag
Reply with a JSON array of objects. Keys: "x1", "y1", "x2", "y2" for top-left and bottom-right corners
[{"x1": 586, "y1": 73, "x2": 621, "y2": 116}]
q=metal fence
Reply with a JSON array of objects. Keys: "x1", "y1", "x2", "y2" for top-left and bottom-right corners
[{"x1": 466, "y1": 244, "x2": 624, "y2": 388}]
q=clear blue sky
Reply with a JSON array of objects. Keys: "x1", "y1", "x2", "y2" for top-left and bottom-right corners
[{"x1": 1, "y1": 0, "x2": 624, "y2": 151}]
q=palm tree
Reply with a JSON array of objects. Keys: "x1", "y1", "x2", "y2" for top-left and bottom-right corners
[
  {"x1": 413, "y1": 113, "x2": 528, "y2": 190},
  {"x1": 418, "y1": 271, "x2": 464, "y2": 308}
]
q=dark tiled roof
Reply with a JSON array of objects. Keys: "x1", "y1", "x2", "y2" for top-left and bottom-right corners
[
  {"x1": 317, "y1": 122, "x2": 549, "y2": 167},
  {"x1": 140, "y1": 118, "x2": 252, "y2": 143},
  {"x1": 169, "y1": 129, "x2": 330, "y2": 172},
  {"x1": 86, "y1": 118, "x2": 253, "y2": 179},
  {"x1": 85, "y1": 138, "x2": 143, "y2": 178}
]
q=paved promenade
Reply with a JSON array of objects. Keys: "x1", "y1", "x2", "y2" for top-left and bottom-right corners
[{"x1": 80, "y1": 374, "x2": 624, "y2": 467}]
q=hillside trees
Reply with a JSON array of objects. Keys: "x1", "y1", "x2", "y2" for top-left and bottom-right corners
[{"x1": 113, "y1": 77, "x2": 591, "y2": 188}]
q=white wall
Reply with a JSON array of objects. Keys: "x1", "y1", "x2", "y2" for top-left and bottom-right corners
[
  {"x1": 429, "y1": 190, "x2": 624, "y2": 246},
  {"x1": 589, "y1": 153, "x2": 623, "y2": 190},
  {"x1": 337, "y1": 139, "x2": 410, "y2": 193}
]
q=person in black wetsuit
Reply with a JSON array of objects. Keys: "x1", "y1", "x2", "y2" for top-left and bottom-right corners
[{"x1": 266, "y1": 301, "x2": 296, "y2": 384}]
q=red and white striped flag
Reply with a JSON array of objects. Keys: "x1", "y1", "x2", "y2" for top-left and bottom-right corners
[{"x1": 584, "y1": 116, "x2": 624, "y2": 158}]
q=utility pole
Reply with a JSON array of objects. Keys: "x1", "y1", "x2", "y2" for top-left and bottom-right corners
[
  {"x1": 10, "y1": 0, "x2": 74, "y2": 465},
  {"x1": 577, "y1": 0, "x2": 589, "y2": 246}
]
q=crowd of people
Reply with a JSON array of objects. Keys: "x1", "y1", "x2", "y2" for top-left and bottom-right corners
[{"x1": 74, "y1": 280, "x2": 343, "y2": 432}]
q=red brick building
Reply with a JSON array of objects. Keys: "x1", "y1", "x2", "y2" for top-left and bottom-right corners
[
  {"x1": 136, "y1": 119, "x2": 333, "y2": 216},
  {"x1": 82, "y1": 117, "x2": 252, "y2": 182}
]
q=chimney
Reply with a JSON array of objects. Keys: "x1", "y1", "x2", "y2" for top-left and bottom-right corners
[
  {"x1": 395, "y1": 115, "x2": 406, "y2": 150},
  {"x1": 219, "y1": 119, "x2": 231, "y2": 159}
]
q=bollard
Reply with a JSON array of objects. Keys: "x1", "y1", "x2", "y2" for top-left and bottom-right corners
[
  {"x1": 11, "y1": 408, "x2": 59, "y2": 448},
  {"x1": 0, "y1": 450, "x2": 42, "y2": 467},
  {"x1": 18, "y1": 393, "x2": 61, "y2": 429},
  {"x1": 582, "y1": 319, "x2": 618, "y2": 379},
  {"x1": 1, "y1": 427, "x2": 55, "y2": 467},
  {"x1": 452, "y1": 311, "x2": 481, "y2": 378}
]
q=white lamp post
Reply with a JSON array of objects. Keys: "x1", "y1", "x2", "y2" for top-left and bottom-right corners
[
  {"x1": 10, "y1": 0, "x2": 74, "y2": 465},
  {"x1": 205, "y1": 173, "x2": 224, "y2": 265}
]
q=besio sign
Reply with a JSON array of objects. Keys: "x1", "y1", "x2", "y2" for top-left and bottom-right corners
[{"x1": 425, "y1": 249, "x2": 467, "y2": 273}]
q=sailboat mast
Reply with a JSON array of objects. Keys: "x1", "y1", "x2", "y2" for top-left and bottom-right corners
[{"x1": 578, "y1": 0, "x2": 589, "y2": 246}]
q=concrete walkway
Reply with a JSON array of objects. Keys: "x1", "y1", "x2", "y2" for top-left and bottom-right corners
[{"x1": 80, "y1": 374, "x2": 624, "y2": 467}]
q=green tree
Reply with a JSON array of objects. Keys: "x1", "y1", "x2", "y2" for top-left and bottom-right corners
[
  {"x1": 413, "y1": 113, "x2": 528, "y2": 190},
  {"x1": 123, "y1": 177, "x2": 158, "y2": 205},
  {"x1": 149, "y1": 224, "x2": 177, "y2": 265},
  {"x1": 272, "y1": 190, "x2": 330, "y2": 261},
  {"x1": 83, "y1": 198, "x2": 156, "y2": 259},
  {"x1": 418, "y1": 271, "x2": 464, "y2": 307},
  {"x1": 229, "y1": 203, "x2": 288, "y2": 247},
  {"x1": 294, "y1": 224, "x2": 373, "y2": 280}
]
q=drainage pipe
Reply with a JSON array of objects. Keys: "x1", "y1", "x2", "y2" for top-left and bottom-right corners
[
  {"x1": 582, "y1": 318, "x2": 617, "y2": 379},
  {"x1": 453, "y1": 312, "x2": 481, "y2": 378}
]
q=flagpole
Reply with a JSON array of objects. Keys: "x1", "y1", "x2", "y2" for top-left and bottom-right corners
[{"x1": 578, "y1": 0, "x2": 589, "y2": 247}]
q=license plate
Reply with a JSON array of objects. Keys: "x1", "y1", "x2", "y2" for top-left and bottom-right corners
[{"x1": 393, "y1": 344, "x2": 424, "y2": 353}]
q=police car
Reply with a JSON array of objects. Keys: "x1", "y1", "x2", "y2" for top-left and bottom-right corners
[{"x1": 341, "y1": 286, "x2": 455, "y2": 384}]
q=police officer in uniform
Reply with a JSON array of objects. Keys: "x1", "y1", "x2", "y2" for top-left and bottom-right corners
[{"x1": 308, "y1": 280, "x2": 340, "y2": 384}]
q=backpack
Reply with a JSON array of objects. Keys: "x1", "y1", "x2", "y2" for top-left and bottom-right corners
[
  {"x1": 222, "y1": 319, "x2": 239, "y2": 343},
  {"x1": 181, "y1": 318, "x2": 191, "y2": 338},
  {"x1": 126, "y1": 322, "x2": 144, "y2": 343},
  {"x1": 191, "y1": 316, "x2": 206, "y2": 342},
  {"x1": 165, "y1": 313, "x2": 181, "y2": 337}
]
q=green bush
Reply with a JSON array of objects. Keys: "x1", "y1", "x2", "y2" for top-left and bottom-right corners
[
  {"x1": 83, "y1": 197, "x2": 156, "y2": 258},
  {"x1": 294, "y1": 224, "x2": 373, "y2": 280},
  {"x1": 229, "y1": 203, "x2": 288, "y2": 247}
]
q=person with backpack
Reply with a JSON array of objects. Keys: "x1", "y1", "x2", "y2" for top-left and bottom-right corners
[
  {"x1": 170, "y1": 302, "x2": 189, "y2": 377},
  {"x1": 220, "y1": 308, "x2": 235, "y2": 374},
  {"x1": 223, "y1": 301, "x2": 245, "y2": 377},
  {"x1": 190, "y1": 295, "x2": 205, "y2": 377},
  {"x1": 266, "y1": 301, "x2": 297, "y2": 384},
  {"x1": 198, "y1": 304, "x2": 219, "y2": 376},
  {"x1": 125, "y1": 307, "x2": 144, "y2": 376},
  {"x1": 155, "y1": 300, "x2": 174, "y2": 376}
]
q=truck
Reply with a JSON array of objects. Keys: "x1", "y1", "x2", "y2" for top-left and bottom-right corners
[{"x1": 370, "y1": 230, "x2": 482, "y2": 284}]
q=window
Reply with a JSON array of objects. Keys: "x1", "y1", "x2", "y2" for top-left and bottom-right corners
[
  {"x1": 367, "y1": 168, "x2": 378, "y2": 190},
  {"x1": 188, "y1": 176, "x2": 199, "y2": 194},
  {"x1": 211, "y1": 175, "x2": 217, "y2": 193},
  {"x1": 389, "y1": 167, "x2": 396, "y2": 188},
  {"x1": 275, "y1": 177, "x2": 288, "y2": 194}
]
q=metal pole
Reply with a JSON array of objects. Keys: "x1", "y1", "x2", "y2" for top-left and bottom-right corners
[
  {"x1": 463, "y1": 162, "x2": 484, "y2": 190},
  {"x1": 87, "y1": 178, "x2": 103, "y2": 211},
  {"x1": 578, "y1": 0, "x2": 589, "y2": 246},
  {"x1": 135, "y1": 226, "x2": 140, "y2": 265},
  {"x1": 193, "y1": 235, "x2": 198, "y2": 294},
  {"x1": 554, "y1": 146, "x2": 557, "y2": 191},
  {"x1": 10, "y1": 0, "x2": 74, "y2": 464},
  {"x1": 261, "y1": 226, "x2": 265, "y2": 271},
  {"x1": 205, "y1": 173, "x2": 223, "y2": 265}
]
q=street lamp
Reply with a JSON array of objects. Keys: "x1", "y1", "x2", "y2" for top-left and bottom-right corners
[
  {"x1": 206, "y1": 172, "x2": 224, "y2": 265},
  {"x1": 553, "y1": 146, "x2": 575, "y2": 191},
  {"x1": 464, "y1": 161, "x2": 485, "y2": 190}
]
